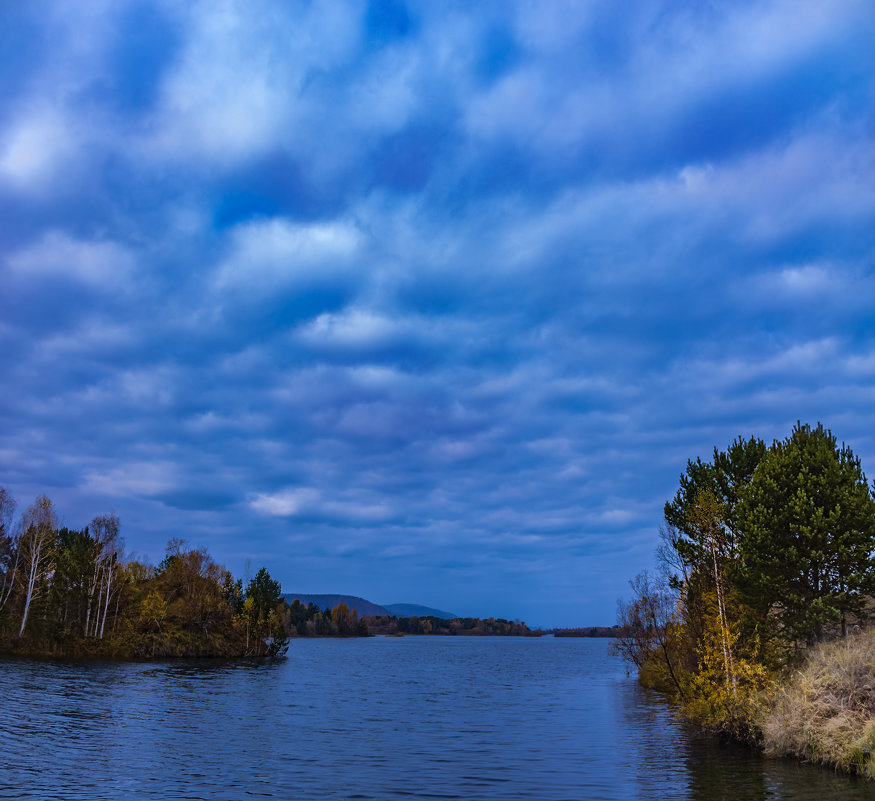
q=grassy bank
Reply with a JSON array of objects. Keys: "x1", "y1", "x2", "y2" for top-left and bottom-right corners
[
  {"x1": 630, "y1": 628, "x2": 875, "y2": 778},
  {"x1": 758, "y1": 630, "x2": 875, "y2": 778}
]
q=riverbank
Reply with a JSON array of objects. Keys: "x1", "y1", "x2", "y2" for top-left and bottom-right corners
[
  {"x1": 757, "y1": 630, "x2": 875, "y2": 778},
  {"x1": 640, "y1": 629, "x2": 875, "y2": 780},
  {"x1": 0, "y1": 630, "x2": 276, "y2": 660}
]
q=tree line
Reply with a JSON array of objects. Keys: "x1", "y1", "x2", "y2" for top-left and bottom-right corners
[
  {"x1": 281, "y1": 599, "x2": 538, "y2": 637},
  {"x1": 365, "y1": 614, "x2": 537, "y2": 636},
  {"x1": 613, "y1": 422, "x2": 875, "y2": 734},
  {"x1": 284, "y1": 598, "x2": 371, "y2": 636},
  {"x1": 0, "y1": 491, "x2": 289, "y2": 658}
]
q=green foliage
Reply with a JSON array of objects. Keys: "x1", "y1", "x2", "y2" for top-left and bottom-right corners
[
  {"x1": 737, "y1": 422, "x2": 875, "y2": 648},
  {"x1": 238, "y1": 567, "x2": 286, "y2": 655},
  {"x1": 268, "y1": 624, "x2": 289, "y2": 657},
  {"x1": 50, "y1": 527, "x2": 96, "y2": 637},
  {"x1": 246, "y1": 567, "x2": 282, "y2": 623},
  {"x1": 664, "y1": 435, "x2": 766, "y2": 571},
  {"x1": 221, "y1": 571, "x2": 244, "y2": 614}
]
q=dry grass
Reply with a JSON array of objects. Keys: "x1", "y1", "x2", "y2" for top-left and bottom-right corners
[{"x1": 760, "y1": 631, "x2": 875, "y2": 777}]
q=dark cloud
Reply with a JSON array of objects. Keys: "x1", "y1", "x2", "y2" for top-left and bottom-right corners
[{"x1": 0, "y1": 0, "x2": 873, "y2": 627}]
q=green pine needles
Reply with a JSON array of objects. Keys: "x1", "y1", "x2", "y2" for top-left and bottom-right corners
[{"x1": 738, "y1": 422, "x2": 875, "y2": 649}]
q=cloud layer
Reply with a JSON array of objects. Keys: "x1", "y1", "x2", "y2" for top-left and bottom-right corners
[{"x1": 1, "y1": 0, "x2": 874, "y2": 626}]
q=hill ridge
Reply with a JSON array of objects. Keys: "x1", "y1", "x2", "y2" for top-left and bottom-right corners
[
  {"x1": 384, "y1": 603, "x2": 458, "y2": 619},
  {"x1": 283, "y1": 593, "x2": 389, "y2": 617},
  {"x1": 283, "y1": 594, "x2": 459, "y2": 620}
]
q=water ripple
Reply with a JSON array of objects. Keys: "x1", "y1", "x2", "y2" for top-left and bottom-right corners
[{"x1": 2, "y1": 639, "x2": 874, "y2": 799}]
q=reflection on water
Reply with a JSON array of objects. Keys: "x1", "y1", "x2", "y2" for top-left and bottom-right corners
[
  {"x1": 682, "y1": 720, "x2": 875, "y2": 801},
  {"x1": 2, "y1": 638, "x2": 873, "y2": 800}
]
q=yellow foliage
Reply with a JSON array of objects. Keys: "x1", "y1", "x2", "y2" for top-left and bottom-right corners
[
  {"x1": 139, "y1": 591, "x2": 167, "y2": 632},
  {"x1": 682, "y1": 592, "x2": 771, "y2": 735}
]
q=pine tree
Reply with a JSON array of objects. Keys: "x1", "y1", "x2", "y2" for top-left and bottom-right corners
[
  {"x1": 664, "y1": 435, "x2": 767, "y2": 569},
  {"x1": 738, "y1": 422, "x2": 875, "y2": 648}
]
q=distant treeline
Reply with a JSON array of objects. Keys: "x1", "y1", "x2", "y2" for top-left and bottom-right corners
[
  {"x1": 285, "y1": 598, "x2": 371, "y2": 636},
  {"x1": 365, "y1": 614, "x2": 539, "y2": 636},
  {"x1": 283, "y1": 598, "x2": 539, "y2": 637},
  {"x1": 552, "y1": 625, "x2": 623, "y2": 638}
]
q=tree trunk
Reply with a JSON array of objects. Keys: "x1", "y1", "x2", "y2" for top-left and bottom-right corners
[
  {"x1": 112, "y1": 592, "x2": 121, "y2": 637},
  {"x1": 99, "y1": 567, "x2": 113, "y2": 639},
  {"x1": 92, "y1": 577, "x2": 105, "y2": 638},
  {"x1": 19, "y1": 540, "x2": 42, "y2": 636},
  {"x1": 711, "y1": 541, "x2": 736, "y2": 700}
]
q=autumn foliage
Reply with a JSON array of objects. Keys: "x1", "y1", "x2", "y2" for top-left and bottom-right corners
[{"x1": 0, "y1": 497, "x2": 289, "y2": 659}]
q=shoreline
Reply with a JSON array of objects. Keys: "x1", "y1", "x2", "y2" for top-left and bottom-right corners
[{"x1": 638, "y1": 629, "x2": 875, "y2": 781}]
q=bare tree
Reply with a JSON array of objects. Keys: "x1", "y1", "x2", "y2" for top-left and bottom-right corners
[
  {"x1": 18, "y1": 495, "x2": 58, "y2": 636},
  {"x1": 610, "y1": 569, "x2": 686, "y2": 697}
]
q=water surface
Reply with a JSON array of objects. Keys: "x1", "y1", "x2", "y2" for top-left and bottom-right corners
[{"x1": 3, "y1": 637, "x2": 874, "y2": 799}]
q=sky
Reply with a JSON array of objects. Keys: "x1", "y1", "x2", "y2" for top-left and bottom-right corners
[{"x1": 1, "y1": 1, "x2": 874, "y2": 628}]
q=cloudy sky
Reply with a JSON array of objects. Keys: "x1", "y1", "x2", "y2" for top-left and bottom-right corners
[{"x1": 1, "y1": 1, "x2": 874, "y2": 627}]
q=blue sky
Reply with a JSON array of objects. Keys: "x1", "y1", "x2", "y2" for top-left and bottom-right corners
[{"x1": 1, "y1": 1, "x2": 874, "y2": 627}]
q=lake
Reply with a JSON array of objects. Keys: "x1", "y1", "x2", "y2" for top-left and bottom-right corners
[{"x1": 2, "y1": 636, "x2": 874, "y2": 799}]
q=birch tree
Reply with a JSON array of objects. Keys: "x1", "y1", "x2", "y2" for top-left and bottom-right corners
[
  {"x1": 687, "y1": 490, "x2": 736, "y2": 700},
  {"x1": 18, "y1": 495, "x2": 58, "y2": 636},
  {"x1": 87, "y1": 514, "x2": 123, "y2": 639}
]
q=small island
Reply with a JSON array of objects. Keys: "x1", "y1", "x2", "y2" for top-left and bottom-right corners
[{"x1": 0, "y1": 497, "x2": 291, "y2": 659}]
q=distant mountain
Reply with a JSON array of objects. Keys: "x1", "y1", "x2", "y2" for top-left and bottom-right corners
[
  {"x1": 282, "y1": 595, "x2": 460, "y2": 620},
  {"x1": 384, "y1": 603, "x2": 458, "y2": 620},
  {"x1": 283, "y1": 593, "x2": 389, "y2": 617}
]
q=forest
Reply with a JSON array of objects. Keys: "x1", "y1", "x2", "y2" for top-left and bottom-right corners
[
  {"x1": 613, "y1": 422, "x2": 875, "y2": 776},
  {"x1": 0, "y1": 491, "x2": 291, "y2": 659}
]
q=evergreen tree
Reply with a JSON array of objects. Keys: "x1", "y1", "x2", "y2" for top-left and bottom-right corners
[
  {"x1": 52, "y1": 527, "x2": 96, "y2": 637},
  {"x1": 738, "y1": 422, "x2": 875, "y2": 647},
  {"x1": 0, "y1": 488, "x2": 18, "y2": 622},
  {"x1": 267, "y1": 624, "x2": 289, "y2": 657},
  {"x1": 660, "y1": 436, "x2": 767, "y2": 669},
  {"x1": 664, "y1": 435, "x2": 767, "y2": 570},
  {"x1": 246, "y1": 567, "x2": 282, "y2": 622}
]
